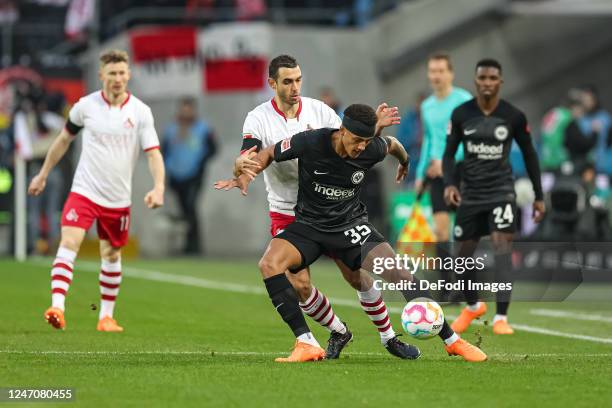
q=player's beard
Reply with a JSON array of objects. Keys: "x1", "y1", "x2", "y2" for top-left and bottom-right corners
[{"x1": 282, "y1": 91, "x2": 300, "y2": 106}]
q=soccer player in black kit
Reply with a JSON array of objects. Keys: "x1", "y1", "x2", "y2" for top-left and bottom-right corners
[
  {"x1": 442, "y1": 59, "x2": 546, "y2": 335},
  {"x1": 217, "y1": 104, "x2": 487, "y2": 362}
]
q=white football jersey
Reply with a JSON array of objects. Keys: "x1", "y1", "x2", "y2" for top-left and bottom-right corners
[
  {"x1": 242, "y1": 97, "x2": 342, "y2": 215},
  {"x1": 68, "y1": 91, "x2": 160, "y2": 208}
]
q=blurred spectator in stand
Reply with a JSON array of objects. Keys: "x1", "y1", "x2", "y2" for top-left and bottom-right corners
[
  {"x1": 319, "y1": 86, "x2": 344, "y2": 117},
  {"x1": 354, "y1": 0, "x2": 373, "y2": 28},
  {"x1": 65, "y1": 0, "x2": 95, "y2": 41},
  {"x1": 186, "y1": 0, "x2": 238, "y2": 21},
  {"x1": 396, "y1": 92, "x2": 426, "y2": 184},
  {"x1": 564, "y1": 91, "x2": 597, "y2": 172},
  {"x1": 577, "y1": 85, "x2": 612, "y2": 178},
  {"x1": 235, "y1": 0, "x2": 266, "y2": 21},
  {"x1": 186, "y1": 0, "x2": 215, "y2": 15},
  {"x1": 0, "y1": 101, "x2": 12, "y2": 227},
  {"x1": 0, "y1": 0, "x2": 18, "y2": 24},
  {"x1": 162, "y1": 97, "x2": 217, "y2": 255},
  {"x1": 13, "y1": 88, "x2": 65, "y2": 254},
  {"x1": 539, "y1": 90, "x2": 575, "y2": 174}
]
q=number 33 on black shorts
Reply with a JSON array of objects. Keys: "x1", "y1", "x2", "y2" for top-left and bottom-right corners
[{"x1": 453, "y1": 201, "x2": 516, "y2": 241}]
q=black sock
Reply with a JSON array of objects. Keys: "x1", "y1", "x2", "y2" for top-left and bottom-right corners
[
  {"x1": 263, "y1": 274, "x2": 310, "y2": 337},
  {"x1": 438, "y1": 320, "x2": 455, "y2": 342},
  {"x1": 496, "y1": 301, "x2": 510, "y2": 315},
  {"x1": 435, "y1": 242, "x2": 453, "y2": 300},
  {"x1": 495, "y1": 253, "x2": 513, "y2": 315},
  {"x1": 461, "y1": 262, "x2": 479, "y2": 305}
]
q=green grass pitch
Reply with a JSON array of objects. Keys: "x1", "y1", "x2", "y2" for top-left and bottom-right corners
[{"x1": 1, "y1": 258, "x2": 611, "y2": 407}]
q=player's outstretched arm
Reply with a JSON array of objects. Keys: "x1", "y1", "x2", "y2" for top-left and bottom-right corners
[
  {"x1": 374, "y1": 103, "x2": 401, "y2": 137},
  {"x1": 144, "y1": 149, "x2": 165, "y2": 209},
  {"x1": 28, "y1": 127, "x2": 75, "y2": 196},
  {"x1": 215, "y1": 145, "x2": 275, "y2": 196},
  {"x1": 384, "y1": 136, "x2": 410, "y2": 183}
]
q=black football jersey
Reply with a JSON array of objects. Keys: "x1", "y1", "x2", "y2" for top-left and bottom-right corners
[
  {"x1": 273, "y1": 128, "x2": 389, "y2": 232},
  {"x1": 443, "y1": 98, "x2": 543, "y2": 205}
]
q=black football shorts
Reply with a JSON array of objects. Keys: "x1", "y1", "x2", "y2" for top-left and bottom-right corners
[
  {"x1": 275, "y1": 221, "x2": 386, "y2": 272},
  {"x1": 453, "y1": 201, "x2": 517, "y2": 241}
]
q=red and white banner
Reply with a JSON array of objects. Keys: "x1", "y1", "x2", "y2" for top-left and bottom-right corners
[
  {"x1": 65, "y1": 0, "x2": 95, "y2": 38},
  {"x1": 128, "y1": 26, "x2": 201, "y2": 99},
  {"x1": 198, "y1": 23, "x2": 270, "y2": 93},
  {"x1": 126, "y1": 23, "x2": 271, "y2": 98}
]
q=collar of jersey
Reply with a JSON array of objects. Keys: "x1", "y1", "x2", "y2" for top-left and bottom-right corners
[
  {"x1": 101, "y1": 90, "x2": 131, "y2": 109},
  {"x1": 271, "y1": 97, "x2": 302, "y2": 122}
]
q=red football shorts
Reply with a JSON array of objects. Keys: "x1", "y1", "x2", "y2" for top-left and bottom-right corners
[
  {"x1": 61, "y1": 192, "x2": 131, "y2": 248},
  {"x1": 269, "y1": 211, "x2": 295, "y2": 237}
]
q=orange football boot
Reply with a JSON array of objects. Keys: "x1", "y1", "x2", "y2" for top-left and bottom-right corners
[
  {"x1": 97, "y1": 316, "x2": 124, "y2": 332},
  {"x1": 445, "y1": 338, "x2": 487, "y2": 362},
  {"x1": 493, "y1": 319, "x2": 514, "y2": 335},
  {"x1": 44, "y1": 307, "x2": 65, "y2": 330},
  {"x1": 274, "y1": 341, "x2": 326, "y2": 363},
  {"x1": 451, "y1": 302, "x2": 487, "y2": 333}
]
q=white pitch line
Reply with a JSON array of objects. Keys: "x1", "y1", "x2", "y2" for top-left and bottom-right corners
[
  {"x1": 2, "y1": 350, "x2": 612, "y2": 358},
  {"x1": 509, "y1": 324, "x2": 612, "y2": 344},
  {"x1": 530, "y1": 308, "x2": 612, "y2": 323},
  {"x1": 30, "y1": 260, "x2": 612, "y2": 345}
]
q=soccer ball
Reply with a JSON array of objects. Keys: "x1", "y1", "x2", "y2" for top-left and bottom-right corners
[{"x1": 401, "y1": 298, "x2": 444, "y2": 339}]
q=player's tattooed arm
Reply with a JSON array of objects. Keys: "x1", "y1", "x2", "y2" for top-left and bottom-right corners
[
  {"x1": 374, "y1": 103, "x2": 401, "y2": 137},
  {"x1": 384, "y1": 136, "x2": 410, "y2": 183}
]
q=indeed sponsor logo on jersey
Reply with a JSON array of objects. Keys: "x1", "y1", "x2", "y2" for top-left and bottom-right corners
[
  {"x1": 465, "y1": 141, "x2": 503, "y2": 159},
  {"x1": 313, "y1": 182, "x2": 355, "y2": 200}
]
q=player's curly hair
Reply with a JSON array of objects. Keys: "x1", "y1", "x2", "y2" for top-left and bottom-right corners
[
  {"x1": 343, "y1": 104, "x2": 377, "y2": 127},
  {"x1": 99, "y1": 49, "x2": 129, "y2": 66},
  {"x1": 268, "y1": 55, "x2": 298, "y2": 80}
]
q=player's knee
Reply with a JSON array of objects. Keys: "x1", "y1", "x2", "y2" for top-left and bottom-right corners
[
  {"x1": 435, "y1": 229, "x2": 449, "y2": 242},
  {"x1": 59, "y1": 237, "x2": 81, "y2": 252},
  {"x1": 491, "y1": 235, "x2": 512, "y2": 253},
  {"x1": 100, "y1": 247, "x2": 121, "y2": 263},
  {"x1": 433, "y1": 223, "x2": 449, "y2": 241},
  {"x1": 341, "y1": 268, "x2": 362, "y2": 290},
  {"x1": 258, "y1": 256, "x2": 284, "y2": 278},
  {"x1": 104, "y1": 252, "x2": 121, "y2": 263}
]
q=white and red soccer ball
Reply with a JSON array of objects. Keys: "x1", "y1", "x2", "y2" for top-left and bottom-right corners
[{"x1": 401, "y1": 298, "x2": 444, "y2": 339}]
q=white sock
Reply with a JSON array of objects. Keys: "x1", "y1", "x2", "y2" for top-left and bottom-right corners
[
  {"x1": 50, "y1": 247, "x2": 77, "y2": 311},
  {"x1": 443, "y1": 333, "x2": 460, "y2": 346},
  {"x1": 99, "y1": 258, "x2": 122, "y2": 320},
  {"x1": 493, "y1": 314, "x2": 507, "y2": 323},
  {"x1": 297, "y1": 332, "x2": 320, "y2": 347},
  {"x1": 467, "y1": 302, "x2": 482, "y2": 312},
  {"x1": 357, "y1": 286, "x2": 396, "y2": 344},
  {"x1": 299, "y1": 287, "x2": 347, "y2": 334}
]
